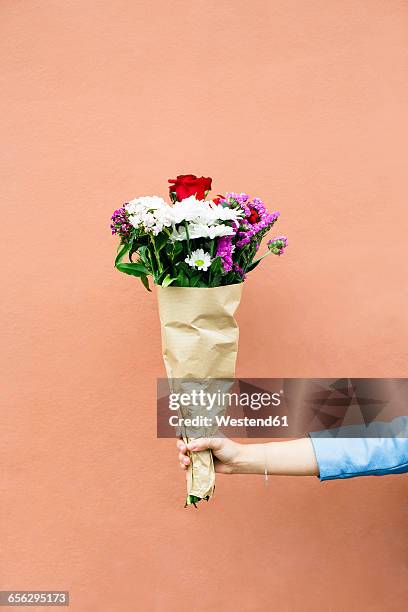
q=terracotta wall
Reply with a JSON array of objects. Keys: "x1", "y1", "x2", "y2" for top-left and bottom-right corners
[{"x1": 1, "y1": 1, "x2": 407, "y2": 610}]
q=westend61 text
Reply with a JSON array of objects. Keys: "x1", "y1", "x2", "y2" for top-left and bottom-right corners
[{"x1": 169, "y1": 415, "x2": 289, "y2": 428}]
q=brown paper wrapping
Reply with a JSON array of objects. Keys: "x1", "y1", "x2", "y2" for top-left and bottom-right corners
[{"x1": 157, "y1": 284, "x2": 242, "y2": 503}]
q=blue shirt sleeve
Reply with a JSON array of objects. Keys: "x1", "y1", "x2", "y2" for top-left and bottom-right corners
[{"x1": 309, "y1": 416, "x2": 408, "y2": 481}]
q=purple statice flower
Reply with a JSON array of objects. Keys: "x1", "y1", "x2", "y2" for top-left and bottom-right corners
[
  {"x1": 217, "y1": 192, "x2": 282, "y2": 252},
  {"x1": 215, "y1": 220, "x2": 240, "y2": 272},
  {"x1": 268, "y1": 235, "x2": 288, "y2": 256},
  {"x1": 236, "y1": 196, "x2": 280, "y2": 247},
  {"x1": 110, "y1": 206, "x2": 132, "y2": 239},
  {"x1": 216, "y1": 235, "x2": 234, "y2": 272},
  {"x1": 225, "y1": 192, "x2": 250, "y2": 204}
]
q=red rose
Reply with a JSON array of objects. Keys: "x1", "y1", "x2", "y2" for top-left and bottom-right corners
[
  {"x1": 248, "y1": 208, "x2": 259, "y2": 224},
  {"x1": 168, "y1": 174, "x2": 212, "y2": 201}
]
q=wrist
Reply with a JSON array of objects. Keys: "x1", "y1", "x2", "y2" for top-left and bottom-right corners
[{"x1": 231, "y1": 443, "x2": 267, "y2": 474}]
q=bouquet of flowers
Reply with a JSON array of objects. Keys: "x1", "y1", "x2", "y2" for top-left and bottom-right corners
[{"x1": 111, "y1": 174, "x2": 287, "y2": 506}]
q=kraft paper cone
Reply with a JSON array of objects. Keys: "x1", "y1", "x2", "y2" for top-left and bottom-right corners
[{"x1": 157, "y1": 284, "x2": 242, "y2": 504}]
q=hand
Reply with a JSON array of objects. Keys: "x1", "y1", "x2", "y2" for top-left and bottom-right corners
[
  {"x1": 176, "y1": 437, "x2": 242, "y2": 474},
  {"x1": 177, "y1": 437, "x2": 319, "y2": 476}
]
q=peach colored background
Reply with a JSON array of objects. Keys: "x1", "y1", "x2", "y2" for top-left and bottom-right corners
[{"x1": 1, "y1": 1, "x2": 407, "y2": 611}]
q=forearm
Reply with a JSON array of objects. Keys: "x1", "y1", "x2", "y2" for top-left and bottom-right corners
[{"x1": 232, "y1": 438, "x2": 319, "y2": 476}]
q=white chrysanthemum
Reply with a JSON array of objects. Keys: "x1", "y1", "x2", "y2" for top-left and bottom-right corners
[
  {"x1": 126, "y1": 196, "x2": 167, "y2": 214},
  {"x1": 125, "y1": 195, "x2": 172, "y2": 234},
  {"x1": 204, "y1": 224, "x2": 236, "y2": 239},
  {"x1": 170, "y1": 196, "x2": 211, "y2": 224},
  {"x1": 207, "y1": 202, "x2": 244, "y2": 222},
  {"x1": 170, "y1": 195, "x2": 243, "y2": 227},
  {"x1": 169, "y1": 225, "x2": 185, "y2": 241},
  {"x1": 170, "y1": 222, "x2": 235, "y2": 242},
  {"x1": 123, "y1": 193, "x2": 243, "y2": 238},
  {"x1": 185, "y1": 249, "x2": 212, "y2": 271}
]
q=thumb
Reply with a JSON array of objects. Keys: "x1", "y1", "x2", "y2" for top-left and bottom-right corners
[{"x1": 187, "y1": 437, "x2": 224, "y2": 452}]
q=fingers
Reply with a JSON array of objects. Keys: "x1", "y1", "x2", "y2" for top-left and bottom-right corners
[
  {"x1": 176, "y1": 439, "x2": 190, "y2": 470},
  {"x1": 186, "y1": 437, "x2": 223, "y2": 452},
  {"x1": 176, "y1": 439, "x2": 187, "y2": 453},
  {"x1": 178, "y1": 451, "x2": 190, "y2": 467},
  {"x1": 176, "y1": 437, "x2": 224, "y2": 469},
  {"x1": 176, "y1": 436, "x2": 223, "y2": 453}
]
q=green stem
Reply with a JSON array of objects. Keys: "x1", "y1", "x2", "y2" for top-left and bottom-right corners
[
  {"x1": 184, "y1": 222, "x2": 191, "y2": 256},
  {"x1": 208, "y1": 241, "x2": 216, "y2": 287},
  {"x1": 150, "y1": 236, "x2": 162, "y2": 277}
]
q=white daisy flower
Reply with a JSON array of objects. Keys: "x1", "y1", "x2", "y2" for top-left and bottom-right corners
[{"x1": 185, "y1": 249, "x2": 212, "y2": 271}]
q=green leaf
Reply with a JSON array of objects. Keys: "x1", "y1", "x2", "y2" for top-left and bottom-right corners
[
  {"x1": 178, "y1": 269, "x2": 189, "y2": 287},
  {"x1": 173, "y1": 242, "x2": 183, "y2": 256},
  {"x1": 189, "y1": 274, "x2": 202, "y2": 287},
  {"x1": 166, "y1": 241, "x2": 184, "y2": 259},
  {"x1": 129, "y1": 242, "x2": 139, "y2": 262},
  {"x1": 116, "y1": 262, "x2": 149, "y2": 277},
  {"x1": 246, "y1": 252, "x2": 271, "y2": 272},
  {"x1": 155, "y1": 232, "x2": 170, "y2": 253},
  {"x1": 140, "y1": 275, "x2": 151, "y2": 292},
  {"x1": 177, "y1": 261, "x2": 192, "y2": 274},
  {"x1": 115, "y1": 242, "x2": 130, "y2": 267},
  {"x1": 209, "y1": 256, "x2": 223, "y2": 275},
  {"x1": 210, "y1": 275, "x2": 223, "y2": 287},
  {"x1": 162, "y1": 274, "x2": 177, "y2": 288},
  {"x1": 137, "y1": 246, "x2": 150, "y2": 267},
  {"x1": 246, "y1": 259, "x2": 261, "y2": 272}
]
